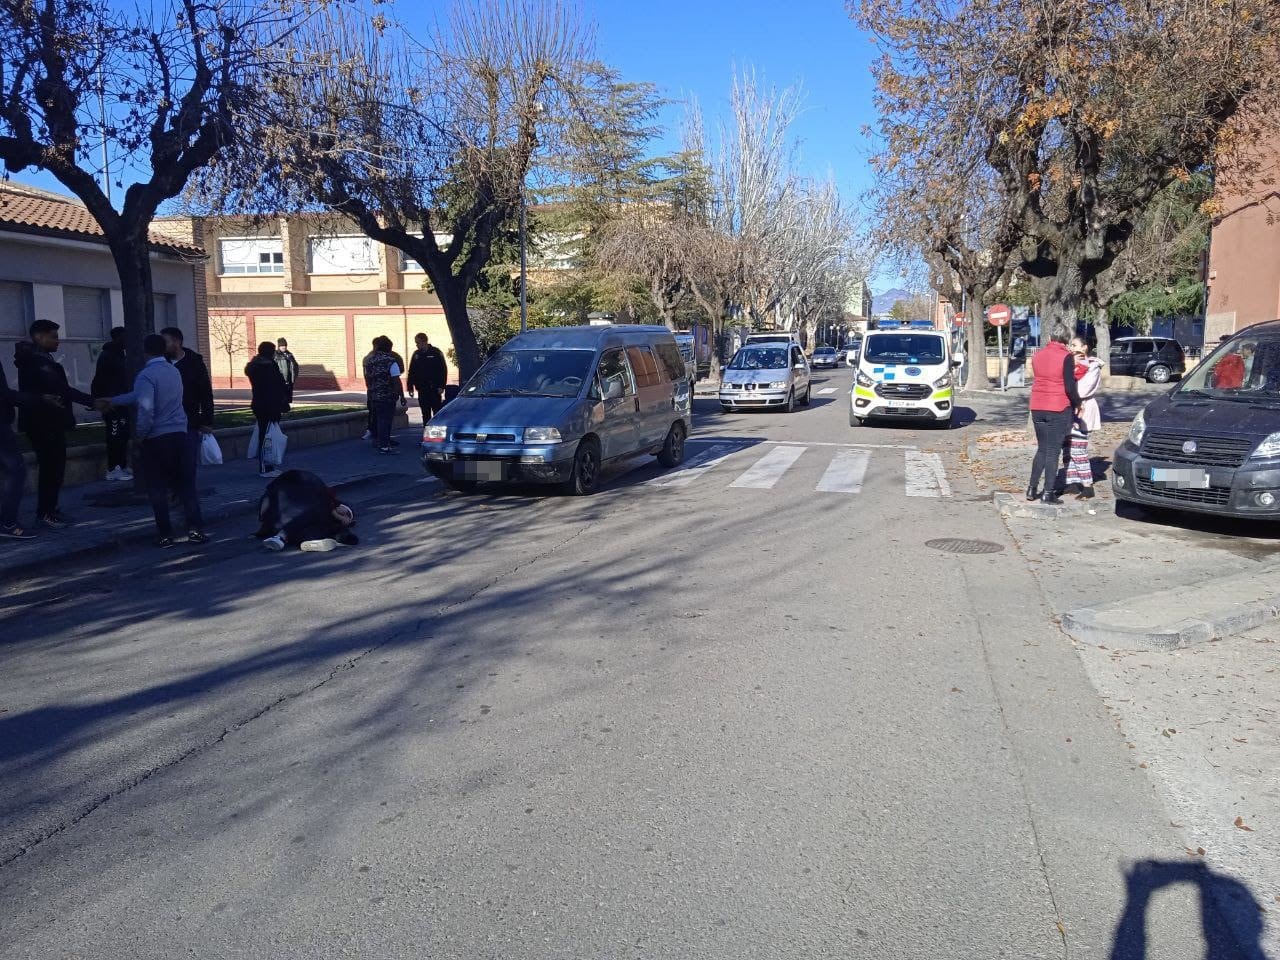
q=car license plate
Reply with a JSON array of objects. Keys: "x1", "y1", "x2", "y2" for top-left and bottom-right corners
[
  {"x1": 1150, "y1": 467, "x2": 1210, "y2": 488},
  {"x1": 885, "y1": 399, "x2": 914, "y2": 408},
  {"x1": 460, "y1": 460, "x2": 506, "y2": 482}
]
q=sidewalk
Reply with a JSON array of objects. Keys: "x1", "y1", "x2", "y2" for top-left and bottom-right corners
[{"x1": 0, "y1": 422, "x2": 430, "y2": 584}]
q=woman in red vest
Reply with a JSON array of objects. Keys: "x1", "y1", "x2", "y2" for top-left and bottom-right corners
[{"x1": 1027, "y1": 323, "x2": 1082, "y2": 504}]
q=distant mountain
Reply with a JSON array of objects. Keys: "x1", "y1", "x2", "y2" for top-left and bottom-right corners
[{"x1": 873, "y1": 287, "x2": 913, "y2": 314}]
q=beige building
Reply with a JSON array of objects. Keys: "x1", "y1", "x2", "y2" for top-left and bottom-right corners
[
  {"x1": 0, "y1": 182, "x2": 203, "y2": 405},
  {"x1": 164, "y1": 215, "x2": 458, "y2": 389}
]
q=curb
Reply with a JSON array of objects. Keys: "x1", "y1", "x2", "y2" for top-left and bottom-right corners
[
  {"x1": 1062, "y1": 576, "x2": 1280, "y2": 650},
  {"x1": 993, "y1": 490, "x2": 1100, "y2": 519}
]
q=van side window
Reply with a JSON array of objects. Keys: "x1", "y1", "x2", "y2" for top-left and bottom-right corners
[
  {"x1": 597, "y1": 348, "x2": 634, "y2": 398},
  {"x1": 626, "y1": 345, "x2": 662, "y2": 388},
  {"x1": 654, "y1": 342, "x2": 684, "y2": 382}
]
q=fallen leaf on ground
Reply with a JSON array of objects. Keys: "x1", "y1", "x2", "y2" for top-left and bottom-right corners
[{"x1": 1234, "y1": 817, "x2": 1254, "y2": 832}]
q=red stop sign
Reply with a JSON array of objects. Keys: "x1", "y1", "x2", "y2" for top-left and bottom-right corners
[{"x1": 987, "y1": 304, "x2": 1012, "y2": 327}]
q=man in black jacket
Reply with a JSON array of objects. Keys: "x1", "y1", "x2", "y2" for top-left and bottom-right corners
[
  {"x1": 92, "y1": 327, "x2": 132, "y2": 481},
  {"x1": 15, "y1": 320, "x2": 95, "y2": 528},
  {"x1": 275, "y1": 337, "x2": 299, "y2": 403},
  {"x1": 160, "y1": 327, "x2": 216, "y2": 485},
  {"x1": 1, "y1": 363, "x2": 62, "y2": 539},
  {"x1": 406, "y1": 332, "x2": 449, "y2": 421}
]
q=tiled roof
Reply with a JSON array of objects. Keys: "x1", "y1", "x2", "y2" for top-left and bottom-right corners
[{"x1": 0, "y1": 182, "x2": 204, "y2": 257}]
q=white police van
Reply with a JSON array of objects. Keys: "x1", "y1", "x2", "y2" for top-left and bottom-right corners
[{"x1": 850, "y1": 329, "x2": 958, "y2": 429}]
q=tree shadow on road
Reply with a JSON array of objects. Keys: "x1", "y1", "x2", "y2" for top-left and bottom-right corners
[{"x1": 1109, "y1": 859, "x2": 1269, "y2": 960}]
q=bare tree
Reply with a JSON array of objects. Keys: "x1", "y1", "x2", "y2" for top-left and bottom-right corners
[{"x1": 208, "y1": 315, "x2": 247, "y2": 388}]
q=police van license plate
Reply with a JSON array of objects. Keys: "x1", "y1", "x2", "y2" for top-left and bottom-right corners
[
  {"x1": 1150, "y1": 467, "x2": 1210, "y2": 488},
  {"x1": 885, "y1": 399, "x2": 914, "y2": 408}
]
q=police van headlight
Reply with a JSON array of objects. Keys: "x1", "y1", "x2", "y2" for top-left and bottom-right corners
[
  {"x1": 933, "y1": 374, "x2": 952, "y2": 389},
  {"x1": 856, "y1": 371, "x2": 874, "y2": 388}
]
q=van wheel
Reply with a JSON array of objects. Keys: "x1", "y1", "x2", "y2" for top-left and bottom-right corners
[
  {"x1": 561, "y1": 438, "x2": 601, "y2": 496},
  {"x1": 1147, "y1": 364, "x2": 1171, "y2": 384},
  {"x1": 849, "y1": 408, "x2": 863, "y2": 427},
  {"x1": 657, "y1": 421, "x2": 687, "y2": 468}
]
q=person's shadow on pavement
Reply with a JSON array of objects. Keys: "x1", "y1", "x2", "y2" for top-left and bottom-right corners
[{"x1": 1109, "y1": 859, "x2": 1269, "y2": 960}]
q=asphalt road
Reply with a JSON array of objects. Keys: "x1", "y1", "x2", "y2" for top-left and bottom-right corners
[{"x1": 0, "y1": 369, "x2": 1255, "y2": 959}]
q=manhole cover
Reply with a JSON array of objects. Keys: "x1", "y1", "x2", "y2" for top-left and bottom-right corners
[{"x1": 926, "y1": 538, "x2": 1005, "y2": 555}]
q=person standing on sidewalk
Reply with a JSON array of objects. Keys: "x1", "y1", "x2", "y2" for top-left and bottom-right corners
[
  {"x1": 113, "y1": 335, "x2": 207, "y2": 548},
  {"x1": 1026, "y1": 323, "x2": 1081, "y2": 505},
  {"x1": 0, "y1": 362, "x2": 63, "y2": 540},
  {"x1": 363, "y1": 336, "x2": 404, "y2": 454},
  {"x1": 246, "y1": 342, "x2": 289, "y2": 476},
  {"x1": 1063, "y1": 337, "x2": 1104, "y2": 500},
  {"x1": 92, "y1": 327, "x2": 132, "y2": 482},
  {"x1": 275, "y1": 337, "x2": 299, "y2": 404},
  {"x1": 160, "y1": 327, "x2": 216, "y2": 488},
  {"x1": 407, "y1": 332, "x2": 448, "y2": 421},
  {"x1": 15, "y1": 319, "x2": 96, "y2": 528}
]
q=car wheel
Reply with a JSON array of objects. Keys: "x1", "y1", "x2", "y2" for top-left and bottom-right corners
[
  {"x1": 800, "y1": 384, "x2": 811, "y2": 406},
  {"x1": 656, "y1": 421, "x2": 687, "y2": 468},
  {"x1": 445, "y1": 477, "x2": 478, "y2": 493},
  {"x1": 1148, "y1": 364, "x2": 1171, "y2": 384},
  {"x1": 561, "y1": 438, "x2": 601, "y2": 496},
  {"x1": 784, "y1": 389, "x2": 795, "y2": 413},
  {"x1": 720, "y1": 403, "x2": 733, "y2": 413}
]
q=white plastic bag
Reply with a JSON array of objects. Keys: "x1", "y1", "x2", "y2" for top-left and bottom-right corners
[
  {"x1": 262, "y1": 422, "x2": 287, "y2": 467},
  {"x1": 246, "y1": 424, "x2": 261, "y2": 460},
  {"x1": 199, "y1": 432, "x2": 224, "y2": 466}
]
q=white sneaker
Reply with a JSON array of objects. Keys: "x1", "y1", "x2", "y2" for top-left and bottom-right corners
[
  {"x1": 262, "y1": 534, "x2": 286, "y2": 551},
  {"x1": 105, "y1": 467, "x2": 124, "y2": 481},
  {"x1": 361, "y1": 430, "x2": 373, "y2": 440},
  {"x1": 117, "y1": 468, "x2": 134, "y2": 481},
  {"x1": 300, "y1": 538, "x2": 337, "y2": 553}
]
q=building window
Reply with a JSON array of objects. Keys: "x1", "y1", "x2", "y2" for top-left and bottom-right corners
[
  {"x1": 153, "y1": 293, "x2": 176, "y2": 330},
  {"x1": 62, "y1": 286, "x2": 109, "y2": 340},
  {"x1": 400, "y1": 251, "x2": 425, "y2": 273},
  {"x1": 308, "y1": 235, "x2": 379, "y2": 274},
  {"x1": 0, "y1": 280, "x2": 34, "y2": 337},
  {"x1": 219, "y1": 238, "x2": 285, "y2": 275}
]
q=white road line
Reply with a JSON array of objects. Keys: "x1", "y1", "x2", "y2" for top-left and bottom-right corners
[
  {"x1": 768, "y1": 440, "x2": 917, "y2": 449},
  {"x1": 730, "y1": 445, "x2": 807, "y2": 490},
  {"x1": 904, "y1": 450, "x2": 952, "y2": 498},
  {"x1": 649, "y1": 443, "x2": 743, "y2": 488},
  {"x1": 815, "y1": 449, "x2": 870, "y2": 494},
  {"x1": 818, "y1": 387, "x2": 837, "y2": 395}
]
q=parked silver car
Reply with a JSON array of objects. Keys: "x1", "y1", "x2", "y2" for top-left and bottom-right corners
[
  {"x1": 811, "y1": 346, "x2": 839, "y2": 369},
  {"x1": 719, "y1": 342, "x2": 812, "y2": 412},
  {"x1": 422, "y1": 325, "x2": 693, "y2": 495}
]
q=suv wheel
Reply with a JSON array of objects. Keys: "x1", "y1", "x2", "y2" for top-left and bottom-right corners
[{"x1": 1147, "y1": 364, "x2": 1171, "y2": 384}]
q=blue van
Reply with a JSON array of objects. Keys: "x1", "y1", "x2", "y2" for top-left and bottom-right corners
[{"x1": 422, "y1": 325, "x2": 693, "y2": 495}]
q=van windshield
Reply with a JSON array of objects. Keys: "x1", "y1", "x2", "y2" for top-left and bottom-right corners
[
  {"x1": 729, "y1": 347, "x2": 789, "y2": 370},
  {"x1": 1178, "y1": 336, "x2": 1280, "y2": 402},
  {"x1": 463, "y1": 349, "x2": 595, "y2": 398},
  {"x1": 863, "y1": 335, "x2": 945, "y2": 365}
]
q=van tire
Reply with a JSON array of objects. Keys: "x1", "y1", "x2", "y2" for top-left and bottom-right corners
[
  {"x1": 850, "y1": 409, "x2": 863, "y2": 427},
  {"x1": 1147, "y1": 364, "x2": 1171, "y2": 384},
  {"x1": 561, "y1": 438, "x2": 601, "y2": 496},
  {"x1": 657, "y1": 421, "x2": 687, "y2": 468}
]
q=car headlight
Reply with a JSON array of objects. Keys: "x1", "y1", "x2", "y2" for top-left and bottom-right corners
[
  {"x1": 422, "y1": 424, "x2": 448, "y2": 442},
  {"x1": 770, "y1": 381, "x2": 788, "y2": 389},
  {"x1": 523, "y1": 426, "x2": 562, "y2": 443},
  {"x1": 933, "y1": 374, "x2": 952, "y2": 389},
  {"x1": 1252, "y1": 432, "x2": 1280, "y2": 459},
  {"x1": 1127, "y1": 410, "x2": 1145, "y2": 446}
]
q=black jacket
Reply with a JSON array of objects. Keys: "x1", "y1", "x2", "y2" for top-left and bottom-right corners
[
  {"x1": 407, "y1": 345, "x2": 448, "y2": 392},
  {"x1": 14, "y1": 342, "x2": 93, "y2": 433},
  {"x1": 245, "y1": 356, "x2": 288, "y2": 420},
  {"x1": 91, "y1": 342, "x2": 129, "y2": 398},
  {"x1": 0, "y1": 362, "x2": 43, "y2": 430},
  {"x1": 173, "y1": 349, "x2": 216, "y2": 429}
]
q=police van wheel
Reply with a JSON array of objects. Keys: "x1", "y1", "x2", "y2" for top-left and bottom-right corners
[{"x1": 850, "y1": 409, "x2": 863, "y2": 427}]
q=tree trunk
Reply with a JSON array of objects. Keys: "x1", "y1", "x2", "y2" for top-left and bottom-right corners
[
  {"x1": 1038, "y1": 261, "x2": 1085, "y2": 336},
  {"x1": 109, "y1": 239, "x2": 157, "y2": 497},
  {"x1": 1094, "y1": 312, "x2": 1112, "y2": 376},
  {"x1": 963, "y1": 294, "x2": 990, "y2": 392},
  {"x1": 435, "y1": 280, "x2": 483, "y2": 382}
]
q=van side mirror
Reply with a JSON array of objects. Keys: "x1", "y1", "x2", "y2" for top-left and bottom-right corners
[{"x1": 952, "y1": 359, "x2": 962, "y2": 368}]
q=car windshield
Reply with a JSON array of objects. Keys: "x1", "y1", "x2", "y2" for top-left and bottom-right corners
[
  {"x1": 862, "y1": 335, "x2": 946, "y2": 365},
  {"x1": 1176, "y1": 335, "x2": 1280, "y2": 402},
  {"x1": 815, "y1": 347, "x2": 835, "y2": 355},
  {"x1": 462, "y1": 349, "x2": 594, "y2": 398},
  {"x1": 729, "y1": 347, "x2": 790, "y2": 370}
]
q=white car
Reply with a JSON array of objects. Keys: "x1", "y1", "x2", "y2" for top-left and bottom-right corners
[
  {"x1": 720, "y1": 342, "x2": 812, "y2": 413},
  {"x1": 810, "y1": 346, "x2": 839, "y2": 369}
]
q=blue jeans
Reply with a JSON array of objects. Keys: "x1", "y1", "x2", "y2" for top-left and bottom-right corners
[
  {"x1": 372, "y1": 399, "x2": 396, "y2": 449},
  {"x1": 0, "y1": 424, "x2": 24, "y2": 528}
]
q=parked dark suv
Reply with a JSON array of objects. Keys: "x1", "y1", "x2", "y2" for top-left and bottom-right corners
[
  {"x1": 1109, "y1": 336, "x2": 1186, "y2": 384},
  {"x1": 1113, "y1": 321, "x2": 1280, "y2": 520}
]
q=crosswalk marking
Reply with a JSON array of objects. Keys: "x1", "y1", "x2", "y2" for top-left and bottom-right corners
[
  {"x1": 817, "y1": 387, "x2": 837, "y2": 395},
  {"x1": 904, "y1": 450, "x2": 952, "y2": 498},
  {"x1": 729, "y1": 445, "x2": 807, "y2": 489},
  {"x1": 648, "y1": 442, "x2": 742, "y2": 488},
  {"x1": 815, "y1": 449, "x2": 870, "y2": 494}
]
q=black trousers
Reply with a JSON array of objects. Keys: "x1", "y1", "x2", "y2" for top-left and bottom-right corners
[
  {"x1": 372, "y1": 398, "x2": 396, "y2": 449},
  {"x1": 0, "y1": 424, "x2": 24, "y2": 528},
  {"x1": 104, "y1": 412, "x2": 130, "y2": 470},
  {"x1": 25, "y1": 429, "x2": 66, "y2": 518},
  {"x1": 1029, "y1": 409, "x2": 1073, "y2": 492},
  {"x1": 142, "y1": 432, "x2": 204, "y2": 537},
  {"x1": 418, "y1": 387, "x2": 444, "y2": 421}
]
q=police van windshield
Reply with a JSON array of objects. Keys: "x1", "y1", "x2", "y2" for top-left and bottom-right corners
[
  {"x1": 463, "y1": 350, "x2": 594, "y2": 398},
  {"x1": 863, "y1": 335, "x2": 945, "y2": 365}
]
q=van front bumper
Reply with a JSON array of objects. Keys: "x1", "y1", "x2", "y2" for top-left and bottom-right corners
[
  {"x1": 422, "y1": 440, "x2": 576, "y2": 484},
  {"x1": 1112, "y1": 442, "x2": 1280, "y2": 517},
  {"x1": 851, "y1": 386, "x2": 952, "y2": 420}
]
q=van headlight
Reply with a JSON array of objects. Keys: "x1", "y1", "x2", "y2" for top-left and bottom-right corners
[
  {"x1": 523, "y1": 427, "x2": 562, "y2": 443},
  {"x1": 856, "y1": 371, "x2": 874, "y2": 388},
  {"x1": 423, "y1": 425, "x2": 448, "y2": 443},
  {"x1": 1252, "y1": 432, "x2": 1280, "y2": 459},
  {"x1": 1127, "y1": 410, "x2": 1146, "y2": 446},
  {"x1": 933, "y1": 374, "x2": 952, "y2": 389}
]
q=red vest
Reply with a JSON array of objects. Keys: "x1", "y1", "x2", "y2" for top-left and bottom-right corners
[{"x1": 1030, "y1": 342, "x2": 1072, "y2": 412}]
